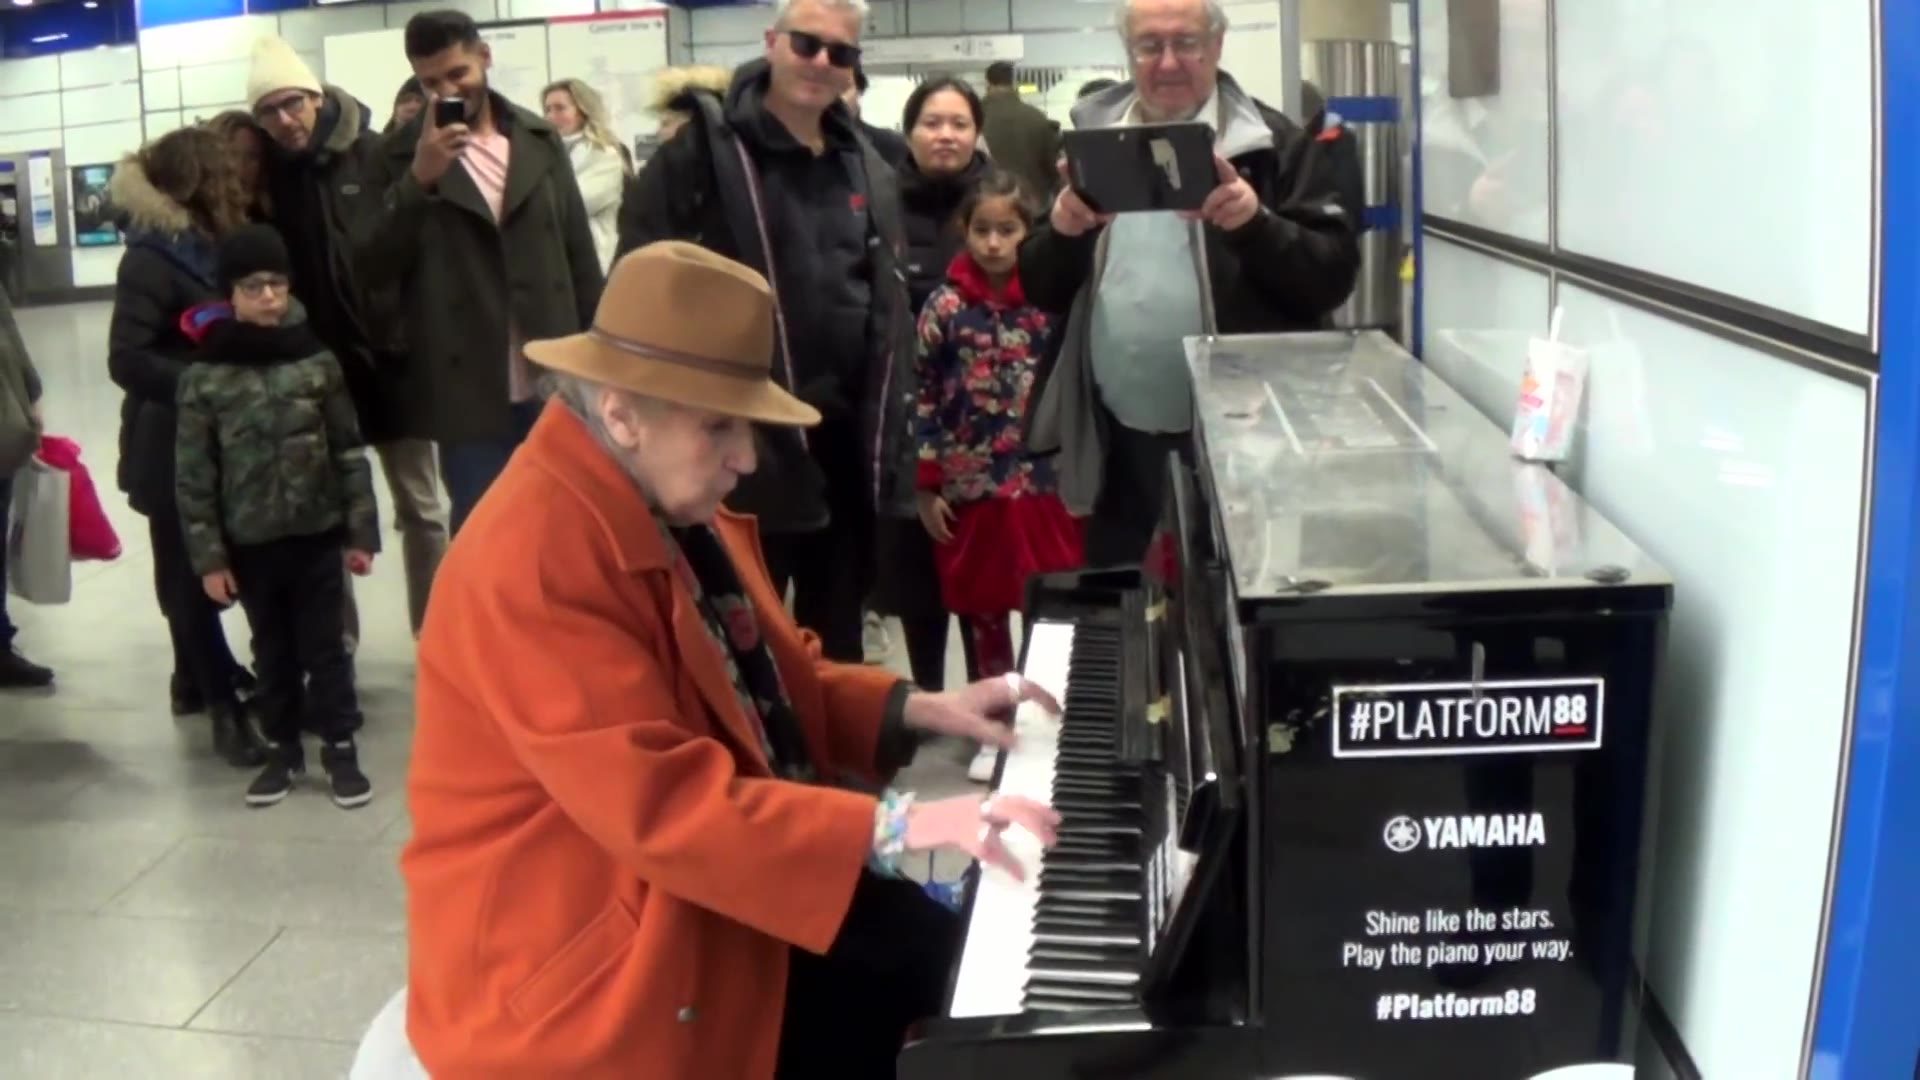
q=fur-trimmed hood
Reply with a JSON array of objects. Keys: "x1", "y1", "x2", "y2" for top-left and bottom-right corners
[
  {"x1": 107, "y1": 154, "x2": 193, "y2": 235},
  {"x1": 650, "y1": 64, "x2": 734, "y2": 117},
  {"x1": 313, "y1": 83, "x2": 370, "y2": 159}
]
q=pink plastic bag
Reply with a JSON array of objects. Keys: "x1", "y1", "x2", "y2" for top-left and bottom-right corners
[{"x1": 36, "y1": 435, "x2": 121, "y2": 562}]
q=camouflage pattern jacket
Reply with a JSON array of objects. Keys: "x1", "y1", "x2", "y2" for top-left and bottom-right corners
[{"x1": 173, "y1": 302, "x2": 380, "y2": 576}]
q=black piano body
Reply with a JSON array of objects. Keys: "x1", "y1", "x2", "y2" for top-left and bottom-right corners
[{"x1": 902, "y1": 331, "x2": 1672, "y2": 1080}]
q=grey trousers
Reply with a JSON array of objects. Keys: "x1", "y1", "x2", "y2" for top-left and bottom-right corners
[{"x1": 343, "y1": 439, "x2": 450, "y2": 647}]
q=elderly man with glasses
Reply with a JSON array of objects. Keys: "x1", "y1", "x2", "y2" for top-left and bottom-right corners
[
  {"x1": 1022, "y1": 0, "x2": 1363, "y2": 568},
  {"x1": 617, "y1": 0, "x2": 917, "y2": 669}
]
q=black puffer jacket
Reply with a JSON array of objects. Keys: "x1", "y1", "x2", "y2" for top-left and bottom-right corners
[
  {"x1": 898, "y1": 152, "x2": 991, "y2": 315},
  {"x1": 616, "y1": 60, "x2": 919, "y2": 532},
  {"x1": 105, "y1": 158, "x2": 223, "y2": 516}
]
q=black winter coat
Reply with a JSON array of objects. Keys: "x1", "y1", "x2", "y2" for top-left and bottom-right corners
[
  {"x1": 263, "y1": 84, "x2": 414, "y2": 444},
  {"x1": 898, "y1": 152, "x2": 992, "y2": 315},
  {"x1": 105, "y1": 158, "x2": 223, "y2": 516},
  {"x1": 616, "y1": 60, "x2": 920, "y2": 533}
]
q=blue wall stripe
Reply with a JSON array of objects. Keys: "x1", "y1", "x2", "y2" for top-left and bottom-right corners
[
  {"x1": 1326, "y1": 95, "x2": 1401, "y2": 124},
  {"x1": 1361, "y1": 205, "x2": 1401, "y2": 232},
  {"x1": 1811, "y1": 0, "x2": 1920, "y2": 1075}
]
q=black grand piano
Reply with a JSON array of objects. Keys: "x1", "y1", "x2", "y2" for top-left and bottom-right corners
[{"x1": 900, "y1": 331, "x2": 1672, "y2": 1080}]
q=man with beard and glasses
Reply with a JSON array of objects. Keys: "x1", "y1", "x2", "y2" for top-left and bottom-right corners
[
  {"x1": 353, "y1": 9, "x2": 603, "y2": 536},
  {"x1": 616, "y1": 0, "x2": 918, "y2": 666},
  {"x1": 247, "y1": 36, "x2": 450, "y2": 649}
]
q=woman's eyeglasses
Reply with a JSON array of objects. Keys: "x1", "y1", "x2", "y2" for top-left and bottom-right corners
[{"x1": 785, "y1": 29, "x2": 862, "y2": 69}]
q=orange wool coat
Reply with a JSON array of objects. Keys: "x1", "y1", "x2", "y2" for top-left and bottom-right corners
[{"x1": 402, "y1": 403, "x2": 906, "y2": 1079}]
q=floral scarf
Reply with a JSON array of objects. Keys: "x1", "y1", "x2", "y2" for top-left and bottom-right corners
[{"x1": 664, "y1": 522, "x2": 818, "y2": 783}]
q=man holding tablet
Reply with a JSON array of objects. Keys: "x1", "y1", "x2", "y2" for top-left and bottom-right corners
[{"x1": 1021, "y1": 0, "x2": 1361, "y2": 568}]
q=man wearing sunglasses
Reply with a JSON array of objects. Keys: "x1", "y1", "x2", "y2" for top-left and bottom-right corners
[{"x1": 618, "y1": 0, "x2": 919, "y2": 668}]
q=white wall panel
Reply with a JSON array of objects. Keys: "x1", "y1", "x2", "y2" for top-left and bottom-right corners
[
  {"x1": 59, "y1": 46, "x2": 140, "y2": 90},
  {"x1": 178, "y1": 60, "x2": 252, "y2": 109},
  {"x1": 506, "y1": 0, "x2": 596, "y2": 18},
  {"x1": 0, "y1": 130, "x2": 61, "y2": 154},
  {"x1": 60, "y1": 84, "x2": 141, "y2": 128},
  {"x1": 63, "y1": 120, "x2": 144, "y2": 166},
  {"x1": 1556, "y1": 0, "x2": 1872, "y2": 333},
  {"x1": 138, "y1": 14, "x2": 278, "y2": 68},
  {"x1": 0, "y1": 56, "x2": 62, "y2": 97},
  {"x1": 325, "y1": 28, "x2": 410, "y2": 133},
  {"x1": 1417, "y1": 0, "x2": 1549, "y2": 243},
  {"x1": 1431, "y1": 276, "x2": 1865, "y2": 1080},
  {"x1": 144, "y1": 111, "x2": 188, "y2": 140},
  {"x1": 278, "y1": 4, "x2": 389, "y2": 52},
  {"x1": 143, "y1": 68, "x2": 182, "y2": 111},
  {"x1": 385, "y1": 0, "x2": 499, "y2": 28},
  {"x1": 0, "y1": 93, "x2": 63, "y2": 136},
  {"x1": 1418, "y1": 237, "x2": 1550, "y2": 414}
]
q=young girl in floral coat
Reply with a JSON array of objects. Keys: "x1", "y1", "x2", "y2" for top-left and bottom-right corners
[{"x1": 914, "y1": 171, "x2": 1084, "y2": 779}]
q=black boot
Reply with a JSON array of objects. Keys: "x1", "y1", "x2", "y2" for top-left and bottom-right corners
[
  {"x1": 0, "y1": 647, "x2": 53, "y2": 689},
  {"x1": 211, "y1": 702, "x2": 265, "y2": 768},
  {"x1": 170, "y1": 672, "x2": 205, "y2": 716}
]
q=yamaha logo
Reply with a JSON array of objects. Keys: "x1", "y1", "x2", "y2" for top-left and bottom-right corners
[
  {"x1": 1383, "y1": 816, "x2": 1421, "y2": 853},
  {"x1": 1384, "y1": 813, "x2": 1547, "y2": 852}
]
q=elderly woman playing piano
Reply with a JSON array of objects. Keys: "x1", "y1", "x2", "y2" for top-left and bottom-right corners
[{"x1": 398, "y1": 243, "x2": 1060, "y2": 1080}]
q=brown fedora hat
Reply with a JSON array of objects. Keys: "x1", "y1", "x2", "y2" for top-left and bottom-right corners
[{"x1": 524, "y1": 241, "x2": 820, "y2": 428}]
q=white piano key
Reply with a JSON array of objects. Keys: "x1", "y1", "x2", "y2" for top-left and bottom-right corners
[{"x1": 947, "y1": 620, "x2": 1075, "y2": 1020}]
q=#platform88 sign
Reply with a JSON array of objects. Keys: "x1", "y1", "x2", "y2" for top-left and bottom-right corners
[{"x1": 1331, "y1": 677, "x2": 1605, "y2": 759}]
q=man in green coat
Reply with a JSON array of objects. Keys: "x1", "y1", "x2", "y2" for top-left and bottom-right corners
[
  {"x1": 352, "y1": 9, "x2": 604, "y2": 534},
  {"x1": 0, "y1": 284, "x2": 53, "y2": 688},
  {"x1": 980, "y1": 61, "x2": 1060, "y2": 204}
]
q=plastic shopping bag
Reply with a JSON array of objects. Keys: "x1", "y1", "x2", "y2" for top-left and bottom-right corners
[
  {"x1": 1510, "y1": 307, "x2": 1590, "y2": 463},
  {"x1": 36, "y1": 435, "x2": 121, "y2": 561},
  {"x1": 7, "y1": 455, "x2": 72, "y2": 605}
]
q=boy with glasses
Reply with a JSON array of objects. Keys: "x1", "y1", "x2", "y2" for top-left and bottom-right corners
[{"x1": 175, "y1": 225, "x2": 380, "y2": 810}]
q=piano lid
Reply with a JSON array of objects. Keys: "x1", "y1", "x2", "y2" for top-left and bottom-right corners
[{"x1": 1184, "y1": 330, "x2": 1670, "y2": 600}]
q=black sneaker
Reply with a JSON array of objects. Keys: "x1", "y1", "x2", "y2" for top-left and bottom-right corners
[
  {"x1": 245, "y1": 742, "x2": 305, "y2": 807},
  {"x1": 0, "y1": 647, "x2": 53, "y2": 689},
  {"x1": 321, "y1": 740, "x2": 373, "y2": 809}
]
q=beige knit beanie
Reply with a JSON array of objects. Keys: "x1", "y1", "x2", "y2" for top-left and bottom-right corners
[{"x1": 247, "y1": 36, "x2": 322, "y2": 107}]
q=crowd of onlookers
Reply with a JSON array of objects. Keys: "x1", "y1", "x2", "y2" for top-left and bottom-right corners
[{"x1": 0, "y1": 0, "x2": 1360, "y2": 815}]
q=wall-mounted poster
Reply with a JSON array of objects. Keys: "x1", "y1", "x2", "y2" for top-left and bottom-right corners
[
  {"x1": 70, "y1": 164, "x2": 120, "y2": 247},
  {"x1": 27, "y1": 152, "x2": 56, "y2": 246}
]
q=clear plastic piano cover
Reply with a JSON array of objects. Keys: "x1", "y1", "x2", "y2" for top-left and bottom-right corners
[{"x1": 1183, "y1": 331, "x2": 1670, "y2": 601}]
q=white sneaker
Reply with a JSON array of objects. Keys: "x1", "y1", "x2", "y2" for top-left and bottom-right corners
[
  {"x1": 861, "y1": 613, "x2": 891, "y2": 665},
  {"x1": 967, "y1": 744, "x2": 999, "y2": 783}
]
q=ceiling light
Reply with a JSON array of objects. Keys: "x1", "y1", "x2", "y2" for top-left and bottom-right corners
[
  {"x1": 84, "y1": 1, "x2": 99, "y2": 7},
  {"x1": 12, "y1": 0, "x2": 34, "y2": 8}
]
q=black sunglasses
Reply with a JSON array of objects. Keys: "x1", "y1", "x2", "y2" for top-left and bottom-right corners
[{"x1": 786, "y1": 29, "x2": 862, "y2": 69}]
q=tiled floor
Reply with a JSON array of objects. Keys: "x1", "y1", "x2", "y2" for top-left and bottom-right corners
[{"x1": 2, "y1": 300, "x2": 978, "y2": 1077}]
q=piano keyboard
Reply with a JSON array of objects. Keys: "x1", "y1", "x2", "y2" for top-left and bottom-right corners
[{"x1": 948, "y1": 620, "x2": 1149, "y2": 1019}]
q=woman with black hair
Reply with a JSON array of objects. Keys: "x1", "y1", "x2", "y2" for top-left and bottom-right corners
[{"x1": 870, "y1": 76, "x2": 1002, "y2": 779}]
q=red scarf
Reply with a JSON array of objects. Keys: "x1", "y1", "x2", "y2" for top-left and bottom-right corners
[{"x1": 945, "y1": 251, "x2": 1027, "y2": 309}]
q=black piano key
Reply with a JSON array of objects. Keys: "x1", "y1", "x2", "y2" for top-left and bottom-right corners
[{"x1": 1031, "y1": 943, "x2": 1138, "y2": 965}]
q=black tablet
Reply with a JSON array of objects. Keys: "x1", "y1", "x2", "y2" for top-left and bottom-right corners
[{"x1": 1062, "y1": 121, "x2": 1217, "y2": 214}]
